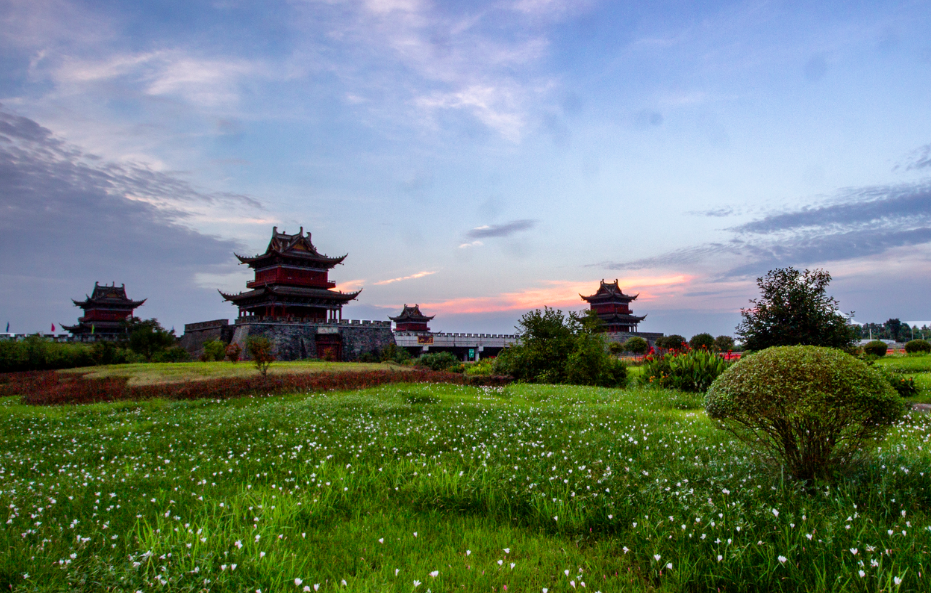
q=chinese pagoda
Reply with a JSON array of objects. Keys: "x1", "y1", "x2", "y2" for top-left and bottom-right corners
[
  {"x1": 390, "y1": 304, "x2": 434, "y2": 332},
  {"x1": 580, "y1": 279, "x2": 646, "y2": 333},
  {"x1": 63, "y1": 282, "x2": 146, "y2": 341},
  {"x1": 220, "y1": 226, "x2": 360, "y2": 322}
]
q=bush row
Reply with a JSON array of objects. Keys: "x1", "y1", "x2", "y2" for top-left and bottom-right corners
[{"x1": 2, "y1": 368, "x2": 512, "y2": 406}]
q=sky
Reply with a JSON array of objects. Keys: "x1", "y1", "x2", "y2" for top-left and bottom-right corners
[{"x1": 1, "y1": 0, "x2": 930, "y2": 338}]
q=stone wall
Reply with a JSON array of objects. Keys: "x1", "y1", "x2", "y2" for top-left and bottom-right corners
[
  {"x1": 178, "y1": 319, "x2": 235, "y2": 358},
  {"x1": 226, "y1": 319, "x2": 396, "y2": 362}
]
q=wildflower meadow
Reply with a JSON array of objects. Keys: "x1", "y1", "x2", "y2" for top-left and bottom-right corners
[{"x1": 1, "y1": 367, "x2": 931, "y2": 591}]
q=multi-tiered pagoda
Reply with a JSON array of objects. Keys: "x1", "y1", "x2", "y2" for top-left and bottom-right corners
[
  {"x1": 63, "y1": 282, "x2": 145, "y2": 341},
  {"x1": 390, "y1": 304, "x2": 434, "y2": 332},
  {"x1": 580, "y1": 279, "x2": 646, "y2": 333},
  {"x1": 220, "y1": 227, "x2": 360, "y2": 322}
]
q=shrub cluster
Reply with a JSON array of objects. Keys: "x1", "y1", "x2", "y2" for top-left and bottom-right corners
[
  {"x1": 641, "y1": 348, "x2": 729, "y2": 392},
  {"x1": 705, "y1": 345, "x2": 905, "y2": 482},
  {"x1": 494, "y1": 308, "x2": 627, "y2": 388},
  {"x1": 621, "y1": 336, "x2": 649, "y2": 354},
  {"x1": 0, "y1": 337, "x2": 97, "y2": 373},
  {"x1": 905, "y1": 339, "x2": 931, "y2": 354},
  {"x1": 416, "y1": 351, "x2": 460, "y2": 371},
  {"x1": 863, "y1": 340, "x2": 889, "y2": 357},
  {"x1": 6, "y1": 368, "x2": 512, "y2": 406}
]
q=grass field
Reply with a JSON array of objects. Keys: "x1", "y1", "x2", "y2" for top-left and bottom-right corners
[
  {"x1": 59, "y1": 361, "x2": 408, "y2": 386},
  {"x1": 2, "y1": 363, "x2": 931, "y2": 592}
]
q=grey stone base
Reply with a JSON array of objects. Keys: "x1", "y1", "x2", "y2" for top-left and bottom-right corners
[{"x1": 226, "y1": 320, "x2": 396, "y2": 362}]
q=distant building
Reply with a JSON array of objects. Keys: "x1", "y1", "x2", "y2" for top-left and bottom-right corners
[
  {"x1": 220, "y1": 226, "x2": 360, "y2": 322},
  {"x1": 390, "y1": 304, "x2": 434, "y2": 333},
  {"x1": 580, "y1": 279, "x2": 646, "y2": 332},
  {"x1": 63, "y1": 282, "x2": 145, "y2": 342}
]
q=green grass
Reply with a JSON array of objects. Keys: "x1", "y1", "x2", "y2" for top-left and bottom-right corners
[
  {"x1": 58, "y1": 360, "x2": 410, "y2": 386},
  {"x1": 876, "y1": 354, "x2": 931, "y2": 404},
  {"x1": 1, "y1": 382, "x2": 930, "y2": 592}
]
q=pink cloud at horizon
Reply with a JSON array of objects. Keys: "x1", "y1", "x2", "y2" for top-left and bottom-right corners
[{"x1": 415, "y1": 275, "x2": 693, "y2": 315}]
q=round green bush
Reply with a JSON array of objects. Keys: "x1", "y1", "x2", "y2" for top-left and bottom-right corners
[
  {"x1": 705, "y1": 345, "x2": 905, "y2": 481},
  {"x1": 689, "y1": 333, "x2": 715, "y2": 351},
  {"x1": 905, "y1": 339, "x2": 931, "y2": 354},
  {"x1": 622, "y1": 336, "x2": 649, "y2": 354},
  {"x1": 655, "y1": 334, "x2": 686, "y2": 350},
  {"x1": 862, "y1": 340, "x2": 888, "y2": 357}
]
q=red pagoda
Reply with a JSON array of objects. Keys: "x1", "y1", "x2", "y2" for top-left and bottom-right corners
[
  {"x1": 390, "y1": 304, "x2": 434, "y2": 332},
  {"x1": 580, "y1": 279, "x2": 646, "y2": 332},
  {"x1": 64, "y1": 282, "x2": 145, "y2": 341},
  {"x1": 220, "y1": 227, "x2": 360, "y2": 321}
]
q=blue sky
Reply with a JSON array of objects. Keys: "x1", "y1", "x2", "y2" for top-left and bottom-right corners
[{"x1": 2, "y1": 0, "x2": 930, "y2": 337}]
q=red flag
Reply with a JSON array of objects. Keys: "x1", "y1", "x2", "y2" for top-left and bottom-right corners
[{"x1": 51, "y1": 323, "x2": 56, "y2": 332}]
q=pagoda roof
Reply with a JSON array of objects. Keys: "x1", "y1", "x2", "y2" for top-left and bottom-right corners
[
  {"x1": 219, "y1": 285, "x2": 361, "y2": 304},
  {"x1": 73, "y1": 282, "x2": 146, "y2": 308},
  {"x1": 389, "y1": 304, "x2": 434, "y2": 323},
  {"x1": 597, "y1": 312, "x2": 647, "y2": 324},
  {"x1": 580, "y1": 279, "x2": 639, "y2": 304},
  {"x1": 235, "y1": 227, "x2": 347, "y2": 268}
]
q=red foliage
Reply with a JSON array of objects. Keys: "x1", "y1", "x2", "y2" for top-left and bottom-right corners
[{"x1": 1, "y1": 369, "x2": 512, "y2": 406}]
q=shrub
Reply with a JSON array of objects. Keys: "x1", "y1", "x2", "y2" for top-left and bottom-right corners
[
  {"x1": 642, "y1": 348, "x2": 728, "y2": 393},
  {"x1": 464, "y1": 359, "x2": 495, "y2": 376},
  {"x1": 417, "y1": 351, "x2": 459, "y2": 371},
  {"x1": 689, "y1": 333, "x2": 715, "y2": 351},
  {"x1": 380, "y1": 343, "x2": 412, "y2": 364},
  {"x1": 713, "y1": 335, "x2": 735, "y2": 352},
  {"x1": 863, "y1": 340, "x2": 888, "y2": 357},
  {"x1": 225, "y1": 343, "x2": 242, "y2": 362},
  {"x1": 905, "y1": 339, "x2": 931, "y2": 354},
  {"x1": 655, "y1": 335, "x2": 687, "y2": 351},
  {"x1": 201, "y1": 340, "x2": 227, "y2": 362},
  {"x1": 705, "y1": 346, "x2": 906, "y2": 482},
  {"x1": 565, "y1": 333, "x2": 627, "y2": 388},
  {"x1": 0, "y1": 336, "x2": 96, "y2": 373},
  {"x1": 608, "y1": 342, "x2": 624, "y2": 356},
  {"x1": 246, "y1": 337, "x2": 276, "y2": 381},
  {"x1": 622, "y1": 336, "x2": 649, "y2": 354},
  {"x1": 152, "y1": 346, "x2": 191, "y2": 363}
]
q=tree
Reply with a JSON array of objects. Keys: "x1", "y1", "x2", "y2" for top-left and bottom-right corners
[
  {"x1": 714, "y1": 335, "x2": 735, "y2": 352},
  {"x1": 655, "y1": 335, "x2": 686, "y2": 351},
  {"x1": 246, "y1": 337, "x2": 276, "y2": 382},
  {"x1": 884, "y1": 318, "x2": 904, "y2": 343},
  {"x1": 689, "y1": 333, "x2": 715, "y2": 351},
  {"x1": 736, "y1": 267, "x2": 857, "y2": 351},
  {"x1": 499, "y1": 307, "x2": 626, "y2": 387},
  {"x1": 623, "y1": 336, "x2": 649, "y2": 354},
  {"x1": 126, "y1": 318, "x2": 177, "y2": 361},
  {"x1": 506, "y1": 307, "x2": 580, "y2": 383}
]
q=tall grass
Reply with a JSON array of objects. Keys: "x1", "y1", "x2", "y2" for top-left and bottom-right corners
[{"x1": 1, "y1": 382, "x2": 930, "y2": 591}]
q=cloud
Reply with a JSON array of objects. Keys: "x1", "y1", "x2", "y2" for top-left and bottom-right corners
[
  {"x1": 49, "y1": 50, "x2": 261, "y2": 108},
  {"x1": 465, "y1": 219, "x2": 536, "y2": 240},
  {"x1": 689, "y1": 206, "x2": 735, "y2": 218},
  {"x1": 905, "y1": 144, "x2": 931, "y2": 171},
  {"x1": 0, "y1": 105, "x2": 259, "y2": 331},
  {"x1": 603, "y1": 179, "x2": 931, "y2": 279},
  {"x1": 420, "y1": 276, "x2": 691, "y2": 315},
  {"x1": 373, "y1": 270, "x2": 436, "y2": 285},
  {"x1": 291, "y1": 0, "x2": 577, "y2": 140}
]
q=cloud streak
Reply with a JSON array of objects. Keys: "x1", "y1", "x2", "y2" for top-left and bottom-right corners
[
  {"x1": 604, "y1": 177, "x2": 931, "y2": 279},
  {"x1": 465, "y1": 219, "x2": 536, "y2": 239},
  {"x1": 373, "y1": 270, "x2": 436, "y2": 285}
]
